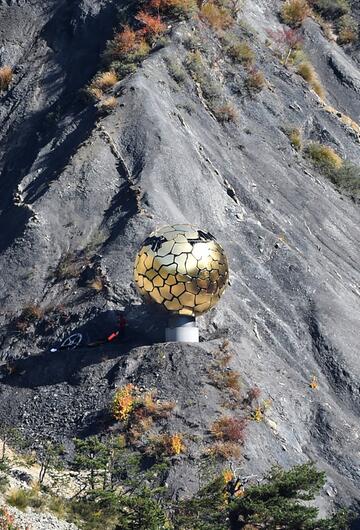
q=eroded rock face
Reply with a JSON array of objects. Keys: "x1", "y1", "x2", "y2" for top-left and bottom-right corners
[{"x1": 0, "y1": 0, "x2": 359, "y2": 518}]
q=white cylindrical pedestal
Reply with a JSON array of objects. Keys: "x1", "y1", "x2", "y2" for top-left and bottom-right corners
[{"x1": 165, "y1": 315, "x2": 199, "y2": 343}]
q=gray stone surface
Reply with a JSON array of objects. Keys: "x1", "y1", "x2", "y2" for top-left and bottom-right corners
[
  {"x1": 4, "y1": 504, "x2": 78, "y2": 530},
  {"x1": 0, "y1": 0, "x2": 359, "y2": 523}
]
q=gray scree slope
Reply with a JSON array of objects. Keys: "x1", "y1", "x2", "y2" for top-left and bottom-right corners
[{"x1": 0, "y1": 0, "x2": 359, "y2": 517}]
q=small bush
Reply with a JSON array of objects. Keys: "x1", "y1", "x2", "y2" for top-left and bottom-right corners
[
  {"x1": 111, "y1": 61, "x2": 138, "y2": 78},
  {"x1": 297, "y1": 60, "x2": 315, "y2": 81},
  {"x1": 309, "y1": 375, "x2": 318, "y2": 389},
  {"x1": 324, "y1": 161, "x2": 360, "y2": 199},
  {"x1": 306, "y1": 150, "x2": 360, "y2": 200},
  {"x1": 200, "y1": 2, "x2": 233, "y2": 30},
  {"x1": 47, "y1": 496, "x2": 68, "y2": 519},
  {"x1": 87, "y1": 86, "x2": 103, "y2": 101},
  {"x1": 135, "y1": 11, "x2": 166, "y2": 40},
  {"x1": 157, "y1": 0, "x2": 198, "y2": 18},
  {"x1": 211, "y1": 416, "x2": 247, "y2": 443},
  {"x1": 6, "y1": 488, "x2": 44, "y2": 511},
  {"x1": 146, "y1": 433, "x2": 185, "y2": 456},
  {"x1": 311, "y1": 79, "x2": 325, "y2": 98},
  {"x1": 111, "y1": 25, "x2": 137, "y2": 55},
  {"x1": 309, "y1": 0, "x2": 350, "y2": 19},
  {"x1": 98, "y1": 96, "x2": 118, "y2": 112},
  {"x1": 165, "y1": 57, "x2": 187, "y2": 83},
  {"x1": 285, "y1": 126, "x2": 302, "y2": 149},
  {"x1": 252, "y1": 405, "x2": 263, "y2": 422},
  {"x1": 304, "y1": 142, "x2": 359, "y2": 199},
  {"x1": 247, "y1": 385, "x2": 262, "y2": 403},
  {"x1": 306, "y1": 142, "x2": 343, "y2": 172},
  {"x1": 113, "y1": 385, "x2": 175, "y2": 431},
  {"x1": 315, "y1": 15, "x2": 336, "y2": 40},
  {"x1": 281, "y1": 0, "x2": 311, "y2": 27},
  {"x1": 167, "y1": 433, "x2": 184, "y2": 455},
  {"x1": 20, "y1": 304, "x2": 44, "y2": 322},
  {"x1": 185, "y1": 50, "x2": 204, "y2": 81},
  {"x1": 141, "y1": 391, "x2": 175, "y2": 418},
  {"x1": 0, "y1": 66, "x2": 12, "y2": 91},
  {"x1": 214, "y1": 102, "x2": 238, "y2": 123},
  {"x1": 210, "y1": 368, "x2": 241, "y2": 393},
  {"x1": 209, "y1": 441, "x2": 241, "y2": 459},
  {"x1": 109, "y1": 26, "x2": 150, "y2": 62},
  {"x1": 226, "y1": 40, "x2": 255, "y2": 67},
  {"x1": 337, "y1": 14, "x2": 358, "y2": 44},
  {"x1": 245, "y1": 68, "x2": 265, "y2": 93},
  {"x1": 212, "y1": 340, "x2": 233, "y2": 367},
  {"x1": 297, "y1": 61, "x2": 325, "y2": 97},
  {"x1": 221, "y1": 0, "x2": 245, "y2": 17},
  {"x1": 113, "y1": 384, "x2": 135, "y2": 421},
  {"x1": 88, "y1": 276, "x2": 105, "y2": 290},
  {"x1": 92, "y1": 70, "x2": 117, "y2": 90},
  {"x1": 267, "y1": 27, "x2": 303, "y2": 65},
  {"x1": 16, "y1": 304, "x2": 44, "y2": 330}
]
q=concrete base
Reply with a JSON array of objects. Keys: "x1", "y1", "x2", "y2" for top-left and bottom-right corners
[{"x1": 165, "y1": 315, "x2": 199, "y2": 343}]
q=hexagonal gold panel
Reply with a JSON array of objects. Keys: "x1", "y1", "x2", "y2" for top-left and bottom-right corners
[{"x1": 133, "y1": 224, "x2": 229, "y2": 316}]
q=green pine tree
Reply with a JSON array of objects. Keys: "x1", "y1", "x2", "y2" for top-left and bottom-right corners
[{"x1": 228, "y1": 462, "x2": 352, "y2": 530}]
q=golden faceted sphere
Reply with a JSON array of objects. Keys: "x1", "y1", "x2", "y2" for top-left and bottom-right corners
[{"x1": 133, "y1": 224, "x2": 229, "y2": 316}]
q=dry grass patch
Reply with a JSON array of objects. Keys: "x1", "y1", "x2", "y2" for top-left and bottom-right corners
[
  {"x1": 245, "y1": 69, "x2": 266, "y2": 94},
  {"x1": 209, "y1": 342, "x2": 242, "y2": 408},
  {"x1": 87, "y1": 86, "x2": 103, "y2": 101},
  {"x1": 323, "y1": 102, "x2": 360, "y2": 136},
  {"x1": 306, "y1": 142, "x2": 343, "y2": 171},
  {"x1": 6, "y1": 488, "x2": 44, "y2": 511},
  {"x1": 0, "y1": 66, "x2": 12, "y2": 91},
  {"x1": 226, "y1": 40, "x2": 255, "y2": 67},
  {"x1": 285, "y1": 126, "x2": 302, "y2": 150},
  {"x1": 337, "y1": 15, "x2": 358, "y2": 45},
  {"x1": 92, "y1": 70, "x2": 117, "y2": 90},
  {"x1": 306, "y1": 141, "x2": 359, "y2": 198},
  {"x1": 209, "y1": 367, "x2": 241, "y2": 394},
  {"x1": 296, "y1": 60, "x2": 315, "y2": 81},
  {"x1": 200, "y1": 2, "x2": 233, "y2": 30},
  {"x1": 159, "y1": 0, "x2": 198, "y2": 18},
  {"x1": 99, "y1": 96, "x2": 118, "y2": 112},
  {"x1": 214, "y1": 102, "x2": 238, "y2": 123},
  {"x1": 208, "y1": 441, "x2": 241, "y2": 459},
  {"x1": 211, "y1": 416, "x2": 247, "y2": 443},
  {"x1": 165, "y1": 57, "x2": 187, "y2": 83},
  {"x1": 281, "y1": 0, "x2": 311, "y2": 27},
  {"x1": 297, "y1": 61, "x2": 325, "y2": 98}
]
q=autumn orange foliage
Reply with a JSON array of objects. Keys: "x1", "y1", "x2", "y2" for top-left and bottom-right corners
[
  {"x1": 113, "y1": 384, "x2": 135, "y2": 421},
  {"x1": 0, "y1": 66, "x2": 12, "y2": 91},
  {"x1": 135, "y1": 11, "x2": 166, "y2": 37},
  {"x1": 114, "y1": 25, "x2": 138, "y2": 54}
]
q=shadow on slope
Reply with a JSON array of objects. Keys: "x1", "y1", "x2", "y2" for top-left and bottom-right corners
[
  {"x1": 0, "y1": 0, "x2": 119, "y2": 252},
  {"x1": 0, "y1": 306, "x2": 167, "y2": 388}
]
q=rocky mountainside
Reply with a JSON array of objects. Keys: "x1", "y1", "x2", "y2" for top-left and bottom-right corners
[{"x1": 0, "y1": 0, "x2": 359, "y2": 526}]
